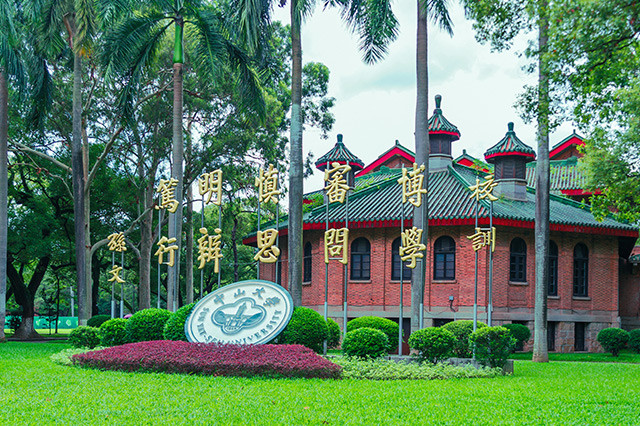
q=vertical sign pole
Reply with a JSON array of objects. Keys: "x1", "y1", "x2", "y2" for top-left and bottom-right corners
[
  {"x1": 110, "y1": 251, "x2": 115, "y2": 318},
  {"x1": 217, "y1": 204, "x2": 222, "y2": 289},
  {"x1": 399, "y1": 188, "x2": 405, "y2": 356},
  {"x1": 120, "y1": 251, "x2": 125, "y2": 317},
  {"x1": 323, "y1": 193, "x2": 329, "y2": 355},
  {"x1": 343, "y1": 191, "x2": 349, "y2": 340},
  {"x1": 276, "y1": 197, "x2": 280, "y2": 285},
  {"x1": 70, "y1": 286, "x2": 75, "y2": 318},
  {"x1": 473, "y1": 187, "x2": 479, "y2": 333},
  {"x1": 257, "y1": 202, "x2": 261, "y2": 280},
  {"x1": 488, "y1": 200, "x2": 494, "y2": 326},
  {"x1": 200, "y1": 198, "x2": 204, "y2": 298},
  {"x1": 157, "y1": 209, "x2": 162, "y2": 309}
]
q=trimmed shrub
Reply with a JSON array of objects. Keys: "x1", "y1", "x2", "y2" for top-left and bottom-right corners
[
  {"x1": 277, "y1": 307, "x2": 328, "y2": 353},
  {"x1": 408, "y1": 327, "x2": 456, "y2": 363},
  {"x1": 68, "y1": 326, "x2": 101, "y2": 349},
  {"x1": 124, "y1": 308, "x2": 172, "y2": 343},
  {"x1": 87, "y1": 315, "x2": 111, "y2": 328},
  {"x1": 629, "y1": 329, "x2": 640, "y2": 354},
  {"x1": 327, "y1": 318, "x2": 341, "y2": 349},
  {"x1": 442, "y1": 320, "x2": 487, "y2": 358},
  {"x1": 597, "y1": 328, "x2": 630, "y2": 356},
  {"x1": 469, "y1": 326, "x2": 516, "y2": 368},
  {"x1": 8, "y1": 314, "x2": 21, "y2": 332},
  {"x1": 503, "y1": 323, "x2": 531, "y2": 351},
  {"x1": 163, "y1": 303, "x2": 196, "y2": 341},
  {"x1": 342, "y1": 327, "x2": 389, "y2": 359},
  {"x1": 99, "y1": 318, "x2": 128, "y2": 347},
  {"x1": 346, "y1": 317, "x2": 399, "y2": 352},
  {"x1": 72, "y1": 341, "x2": 342, "y2": 379}
]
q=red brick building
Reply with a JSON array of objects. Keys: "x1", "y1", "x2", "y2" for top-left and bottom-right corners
[{"x1": 247, "y1": 96, "x2": 639, "y2": 353}]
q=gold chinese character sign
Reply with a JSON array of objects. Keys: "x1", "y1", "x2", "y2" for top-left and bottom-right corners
[
  {"x1": 156, "y1": 236, "x2": 179, "y2": 267},
  {"x1": 467, "y1": 227, "x2": 496, "y2": 252},
  {"x1": 254, "y1": 229, "x2": 280, "y2": 263},
  {"x1": 107, "y1": 265, "x2": 125, "y2": 283},
  {"x1": 397, "y1": 163, "x2": 427, "y2": 207},
  {"x1": 324, "y1": 228, "x2": 349, "y2": 264},
  {"x1": 468, "y1": 174, "x2": 498, "y2": 202},
  {"x1": 198, "y1": 228, "x2": 223, "y2": 272},
  {"x1": 400, "y1": 227, "x2": 427, "y2": 268},
  {"x1": 324, "y1": 162, "x2": 351, "y2": 204},
  {"x1": 199, "y1": 170, "x2": 223, "y2": 206},
  {"x1": 255, "y1": 164, "x2": 280, "y2": 204},
  {"x1": 107, "y1": 232, "x2": 127, "y2": 252},
  {"x1": 155, "y1": 178, "x2": 180, "y2": 212}
]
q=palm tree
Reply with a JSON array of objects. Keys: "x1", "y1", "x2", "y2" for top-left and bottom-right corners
[
  {"x1": 0, "y1": 1, "x2": 26, "y2": 341},
  {"x1": 412, "y1": 0, "x2": 453, "y2": 331},
  {"x1": 103, "y1": 0, "x2": 264, "y2": 311},
  {"x1": 235, "y1": 0, "x2": 398, "y2": 306}
]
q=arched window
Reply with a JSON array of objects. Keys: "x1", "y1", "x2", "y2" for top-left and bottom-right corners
[
  {"x1": 509, "y1": 238, "x2": 527, "y2": 282},
  {"x1": 391, "y1": 238, "x2": 412, "y2": 280},
  {"x1": 303, "y1": 242, "x2": 312, "y2": 283},
  {"x1": 434, "y1": 236, "x2": 456, "y2": 280},
  {"x1": 548, "y1": 240, "x2": 558, "y2": 296},
  {"x1": 350, "y1": 238, "x2": 370, "y2": 280},
  {"x1": 573, "y1": 243, "x2": 588, "y2": 297}
]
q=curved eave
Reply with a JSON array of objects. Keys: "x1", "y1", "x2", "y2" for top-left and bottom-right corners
[
  {"x1": 429, "y1": 130, "x2": 461, "y2": 140},
  {"x1": 485, "y1": 151, "x2": 536, "y2": 163},
  {"x1": 315, "y1": 159, "x2": 364, "y2": 172}
]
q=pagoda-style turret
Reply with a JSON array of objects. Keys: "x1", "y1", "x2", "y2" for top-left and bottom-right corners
[
  {"x1": 315, "y1": 133, "x2": 364, "y2": 186},
  {"x1": 484, "y1": 122, "x2": 536, "y2": 201},
  {"x1": 428, "y1": 94, "x2": 461, "y2": 172}
]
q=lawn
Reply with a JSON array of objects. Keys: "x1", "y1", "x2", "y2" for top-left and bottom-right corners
[
  {"x1": 1, "y1": 342, "x2": 639, "y2": 425},
  {"x1": 511, "y1": 350, "x2": 640, "y2": 364}
]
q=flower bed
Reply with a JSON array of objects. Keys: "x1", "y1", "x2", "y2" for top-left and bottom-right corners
[{"x1": 72, "y1": 341, "x2": 341, "y2": 379}]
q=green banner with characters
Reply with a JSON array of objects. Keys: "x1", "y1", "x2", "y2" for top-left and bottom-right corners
[{"x1": 4, "y1": 316, "x2": 78, "y2": 330}]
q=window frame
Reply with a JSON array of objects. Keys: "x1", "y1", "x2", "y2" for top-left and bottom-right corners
[
  {"x1": 433, "y1": 236, "x2": 456, "y2": 281},
  {"x1": 303, "y1": 242, "x2": 312, "y2": 283},
  {"x1": 573, "y1": 243, "x2": 589, "y2": 297},
  {"x1": 391, "y1": 237, "x2": 412, "y2": 281},
  {"x1": 509, "y1": 238, "x2": 527, "y2": 283},
  {"x1": 350, "y1": 237, "x2": 371, "y2": 281},
  {"x1": 548, "y1": 240, "x2": 558, "y2": 296}
]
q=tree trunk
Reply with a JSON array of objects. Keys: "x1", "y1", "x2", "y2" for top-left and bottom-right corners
[
  {"x1": 288, "y1": 3, "x2": 303, "y2": 306},
  {"x1": 82, "y1": 121, "x2": 92, "y2": 319},
  {"x1": 411, "y1": 2, "x2": 429, "y2": 332},
  {"x1": 91, "y1": 253, "x2": 100, "y2": 315},
  {"x1": 167, "y1": 18, "x2": 185, "y2": 312},
  {"x1": 65, "y1": 15, "x2": 87, "y2": 325},
  {"x1": 9, "y1": 255, "x2": 50, "y2": 339},
  {"x1": 533, "y1": 1, "x2": 550, "y2": 363},
  {"x1": 0, "y1": 70, "x2": 8, "y2": 341}
]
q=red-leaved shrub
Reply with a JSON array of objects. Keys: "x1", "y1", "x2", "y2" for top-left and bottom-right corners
[{"x1": 72, "y1": 341, "x2": 342, "y2": 379}]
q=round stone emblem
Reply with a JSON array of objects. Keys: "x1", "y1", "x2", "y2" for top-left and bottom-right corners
[{"x1": 185, "y1": 280, "x2": 294, "y2": 344}]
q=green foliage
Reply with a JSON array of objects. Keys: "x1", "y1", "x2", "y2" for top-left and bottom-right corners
[
  {"x1": 68, "y1": 326, "x2": 101, "y2": 349},
  {"x1": 333, "y1": 357, "x2": 501, "y2": 380},
  {"x1": 50, "y1": 347, "x2": 104, "y2": 366},
  {"x1": 597, "y1": 328, "x2": 630, "y2": 357},
  {"x1": 629, "y1": 329, "x2": 640, "y2": 354},
  {"x1": 276, "y1": 307, "x2": 328, "y2": 353},
  {"x1": 347, "y1": 317, "x2": 399, "y2": 352},
  {"x1": 442, "y1": 320, "x2": 487, "y2": 358},
  {"x1": 470, "y1": 326, "x2": 516, "y2": 368},
  {"x1": 326, "y1": 318, "x2": 341, "y2": 349},
  {"x1": 125, "y1": 309, "x2": 172, "y2": 343},
  {"x1": 408, "y1": 328, "x2": 456, "y2": 363},
  {"x1": 342, "y1": 328, "x2": 389, "y2": 359},
  {"x1": 99, "y1": 318, "x2": 128, "y2": 347},
  {"x1": 163, "y1": 303, "x2": 196, "y2": 341},
  {"x1": 502, "y1": 323, "x2": 531, "y2": 351},
  {"x1": 87, "y1": 315, "x2": 111, "y2": 328}
]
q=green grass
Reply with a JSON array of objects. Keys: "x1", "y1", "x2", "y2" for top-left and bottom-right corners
[
  {"x1": 511, "y1": 350, "x2": 640, "y2": 363},
  {"x1": 1, "y1": 342, "x2": 640, "y2": 425}
]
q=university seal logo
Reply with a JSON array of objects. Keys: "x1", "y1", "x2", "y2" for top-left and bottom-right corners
[{"x1": 185, "y1": 280, "x2": 294, "y2": 344}]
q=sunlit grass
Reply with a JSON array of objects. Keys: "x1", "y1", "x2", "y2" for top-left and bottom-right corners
[
  {"x1": 1, "y1": 342, "x2": 639, "y2": 425},
  {"x1": 511, "y1": 350, "x2": 640, "y2": 363}
]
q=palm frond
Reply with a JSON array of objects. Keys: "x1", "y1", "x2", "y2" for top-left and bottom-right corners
[
  {"x1": 423, "y1": 0, "x2": 454, "y2": 36},
  {"x1": 0, "y1": 34, "x2": 27, "y2": 91},
  {"x1": 230, "y1": 0, "x2": 272, "y2": 53},
  {"x1": 26, "y1": 54, "x2": 53, "y2": 131},
  {"x1": 292, "y1": 0, "x2": 315, "y2": 24},
  {"x1": 96, "y1": 0, "x2": 132, "y2": 27},
  {"x1": 74, "y1": 0, "x2": 98, "y2": 53},
  {"x1": 39, "y1": 0, "x2": 68, "y2": 56}
]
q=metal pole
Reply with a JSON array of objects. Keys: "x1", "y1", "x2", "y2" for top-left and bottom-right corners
[
  {"x1": 70, "y1": 286, "x2": 74, "y2": 318},
  {"x1": 473, "y1": 188, "x2": 479, "y2": 332},
  {"x1": 323, "y1": 193, "x2": 329, "y2": 355},
  {"x1": 399, "y1": 193, "x2": 404, "y2": 356},
  {"x1": 200, "y1": 198, "x2": 204, "y2": 298},
  {"x1": 120, "y1": 251, "x2": 125, "y2": 317},
  {"x1": 157, "y1": 209, "x2": 162, "y2": 309},
  {"x1": 420, "y1": 164, "x2": 429, "y2": 330},
  {"x1": 257, "y1": 202, "x2": 261, "y2": 279},
  {"x1": 217, "y1": 204, "x2": 222, "y2": 289},
  {"x1": 276, "y1": 201, "x2": 280, "y2": 285},
  {"x1": 343, "y1": 191, "x2": 349, "y2": 340},
  {"x1": 488, "y1": 200, "x2": 494, "y2": 326},
  {"x1": 111, "y1": 251, "x2": 115, "y2": 318}
]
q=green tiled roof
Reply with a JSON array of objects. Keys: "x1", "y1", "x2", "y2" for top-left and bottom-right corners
[
  {"x1": 301, "y1": 163, "x2": 637, "y2": 234},
  {"x1": 428, "y1": 95, "x2": 461, "y2": 139},
  {"x1": 315, "y1": 134, "x2": 364, "y2": 171},
  {"x1": 526, "y1": 157, "x2": 588, "y2": 193},
  {"x1": 484, "y1": 122, "x2": 536, "y2": 163}
]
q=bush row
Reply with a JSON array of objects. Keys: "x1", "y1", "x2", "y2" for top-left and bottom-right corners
[
  {"x1": 72, "y1": 341, "x2": 342, "y2": 379},
  {"x1": 597, "y1": 328, "x2": 640, "y2": 356}
]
